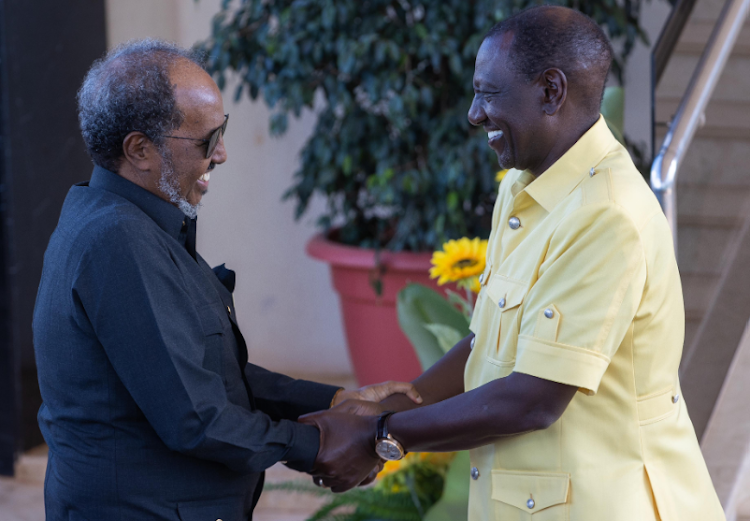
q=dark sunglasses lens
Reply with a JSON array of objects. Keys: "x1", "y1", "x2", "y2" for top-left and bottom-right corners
[
  {"x1": 207, "y1": 129, "x2": 220, "y2": 158},
  {"x1": 206, "y1": 116, "x2": 228, "y2": 158}
]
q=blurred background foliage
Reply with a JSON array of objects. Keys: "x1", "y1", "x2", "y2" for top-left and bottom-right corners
[{"x1": 198, "y1": 0, "x2": 649, "y2": 251}]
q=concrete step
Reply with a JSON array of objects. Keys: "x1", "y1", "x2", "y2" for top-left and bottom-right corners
[
  {"x1": 671, "y1": 19, "x2": 750, "y2": 57},
  {"x1": 654, "y1": 132, "x2": 750, "y2": 187},
  {"x1": 657, "y1": 53, "x2": 750, "y2": 105},
  {"x1": 656, "y1": 99, "x2": 750, "y2": 137},
  {"x1": 682, "y1": 272, "x2": 720, "y2": 317},
  {"x1": 678, "y1": 183, "x2": 750, "y2": 227},
  {"x1": 678, "y1": 223, "x2": 737, "y2": 275}
]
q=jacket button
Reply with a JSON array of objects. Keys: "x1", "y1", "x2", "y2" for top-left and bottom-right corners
[
  {"x1": 470, "y1": 467, "x2": 480, "y2": 480},
  {"x1": 509, "y1": 216, "x2": 521, "y2": 229},
  {"x1": 227, "y1": 306, "x2": 231, "y2": 314},
  {"x1": 527, "y1": 498, "x2": 535, "y2": 509}
]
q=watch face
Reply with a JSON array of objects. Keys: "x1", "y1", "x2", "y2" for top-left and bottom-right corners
[{"x1": 376, "y1": 439, "x2": 403, "y2": 461}]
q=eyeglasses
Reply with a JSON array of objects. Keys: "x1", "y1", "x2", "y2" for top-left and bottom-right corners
[{"x1": 161, "y1": 114, "x2": 229, "y2": 159}]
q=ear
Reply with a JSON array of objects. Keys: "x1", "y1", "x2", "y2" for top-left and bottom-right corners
[
  {"x1": 122, "y1": 131, "x2": 159, "y2": 172},
  {"x1": 540, "y1": 68, "x2": 567, "y2": 116}
]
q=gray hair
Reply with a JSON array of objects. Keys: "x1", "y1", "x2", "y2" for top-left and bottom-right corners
[{"x1": 77, "y1": 39, "x2": 205, "y2": 172}]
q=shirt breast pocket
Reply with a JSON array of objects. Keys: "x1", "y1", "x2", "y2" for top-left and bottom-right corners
[
  {"x1": 198, "y1": 304, "x2": 233, "y2": 381},
  {"x1": 484, "y1": 276, "x2": 527, "y2": 365}
]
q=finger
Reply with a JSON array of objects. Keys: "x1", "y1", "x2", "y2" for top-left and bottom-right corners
[
  {"x1": 313, "y1": 475, "x2": 333, "y2": 488},
  {"x1": 377, "y1": 381, "x2": 423, "y2": 403},
  {"x1": 331, "y1": 481, "x2": 357, "y2": 493},
  {"x1": 298, "y1": 411, "x2": 324, "y2": 425},
  {"x1": 358, "y1": 465, "x2": 381, "y2": 487}
]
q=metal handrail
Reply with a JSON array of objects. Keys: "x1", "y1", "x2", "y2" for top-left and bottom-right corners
[
  {"x1": 650, "y1": 0, "x2": 750, "y2": 251},
  {"x1": 653, "y1": 0, "x2": 699, "y2": 87}
]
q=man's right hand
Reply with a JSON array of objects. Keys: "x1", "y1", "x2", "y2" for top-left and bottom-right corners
[{"x1": 299, "y1": 409, "x2": 380, "y2": 493}]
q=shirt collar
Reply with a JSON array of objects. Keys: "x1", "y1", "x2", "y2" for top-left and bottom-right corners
[
  {"x1": 87, "y1": 165, "x2": 188, "y2": 240},
  {"x1": 523, "y1": 115, "x2": 618, "y2": 213}
]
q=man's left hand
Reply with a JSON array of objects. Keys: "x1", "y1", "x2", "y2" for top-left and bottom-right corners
[{"x1": 331, "y1": 381, "x2": 422, "y2": 408}]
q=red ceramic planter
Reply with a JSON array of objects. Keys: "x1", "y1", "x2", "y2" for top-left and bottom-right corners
[{"x1": 307, "y1": 232, "x2": 446, "y2": 386}]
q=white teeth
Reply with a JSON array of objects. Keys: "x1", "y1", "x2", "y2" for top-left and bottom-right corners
[
  {"x1": 488, "y1": 130, "x2": 503, "y2": 140},
  {"x1": 199, "y1": 172, "x2": 210, "y2": 182}
]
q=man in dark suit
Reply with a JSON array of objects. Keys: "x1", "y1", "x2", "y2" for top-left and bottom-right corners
[{"x1": 32, "y1": 39, "x2": 417, "y2": 520}]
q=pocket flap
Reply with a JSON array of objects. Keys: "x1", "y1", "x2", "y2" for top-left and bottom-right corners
[
  {"x1": 491, "y1": 470, "x2": 570, "y2": 512},
  {"x1": 197, "y1": 305, "x2": 226, "y2": 336},
  {"x1": 486, "y1": 276, "x2": 526, "y2": 312}
]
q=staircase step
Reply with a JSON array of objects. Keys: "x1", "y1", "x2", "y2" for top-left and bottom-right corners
[
  {"x1": 657, "y1": 53, "x2": 750, "y2": 104},
  {"x1": 654, "y1": 132, "x2": 750, "y2": 186},
  {"x1": 677, "y1": 183, "x2": 750, "y2": 227},
  {"x1": 682, "y1": 273, "x2": 720, "y2": 318},
  {"x1": 656, "y1": 99, "x2": 750, "y2": 135},
  {"x1": 672, "y1": 19, "x2": 750, "y2": 57},
  {"x1": 678, "y1": 224, "x2": 736, "y2": 275}
]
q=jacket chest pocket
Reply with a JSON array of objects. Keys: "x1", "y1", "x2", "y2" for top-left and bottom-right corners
[
  {"x1": 198, "y1": 304, "x2": 236, "y2": 383},
  {"x1": 483, "y1": 276, "x2": 527, "y2": 365},
  {"x1": 491, "y1": 470, "x2": 570, "y2": 520}
]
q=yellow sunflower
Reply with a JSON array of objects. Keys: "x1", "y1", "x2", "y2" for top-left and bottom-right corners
[
  {"x1": 496, "y1": 169, "x2": 509, "y2": 182},
  {"x1": 429, "y1": 237, "x2": 488, "y2": 285}
]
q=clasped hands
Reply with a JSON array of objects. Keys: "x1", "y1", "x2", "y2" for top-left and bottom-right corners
[{"x1": 299, "y1": 381, "x2": 421, "y2": 493}]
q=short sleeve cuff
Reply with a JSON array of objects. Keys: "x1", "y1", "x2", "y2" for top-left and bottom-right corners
[
  {"x1": 283, "y1": 422, "x2": 320, "y2": 473},
  {"x1": 515, "y1": 335, "x2": 610, "y2": 395}
]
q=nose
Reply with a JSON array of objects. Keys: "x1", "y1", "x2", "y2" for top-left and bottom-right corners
[
  {"x1": 211, "y1": 134, "x2": 227, "y2": 165},
  {"x1": 467, "y1": 96, "x2": 485, "y2": 127}
]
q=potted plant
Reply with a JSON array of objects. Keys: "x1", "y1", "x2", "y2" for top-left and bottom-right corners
[{"x1": 198, "y1": 0, "x2": 648, "y2": 385}]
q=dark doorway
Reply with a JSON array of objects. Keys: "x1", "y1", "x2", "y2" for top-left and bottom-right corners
[{"x1": 0, "y1": 0, "x2": 106, "y2": 475}]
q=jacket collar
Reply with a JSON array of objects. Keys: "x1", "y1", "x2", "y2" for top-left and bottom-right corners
[
  {"x1": 523, "y1": 115, "x2": 618, "y2": 213},
  {"x1": 87, "y1": 165, "x2": 188, "y2": 240}
]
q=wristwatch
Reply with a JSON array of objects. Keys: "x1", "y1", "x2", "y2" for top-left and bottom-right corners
[{"x1": 375, "y1": 411, "x2": 405, "y2": 461}]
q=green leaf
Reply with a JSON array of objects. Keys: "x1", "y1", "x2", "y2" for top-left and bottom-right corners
[
  {"x1": 397, "y1": 283, "x2": 470, "y2": 371},
  {"x1": 423, "y1": 324, "x2": 464, "y2": 354},
  {"x1": 423, "y1": 451, "x2": 470, "y2": 521},
  {"x1": 600, "y1": 86, "x2": 625, "y2": 145}
]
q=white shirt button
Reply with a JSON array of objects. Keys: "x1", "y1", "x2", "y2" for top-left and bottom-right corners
[
  {"x1": 479, "y1": 273, "x2": 484, "y2": 284},
  {"x1": 498, "y1": 298, "x2": 506, "y2": 308},
  {"x1": 470, "y1": 467, "x2": 480, "y2": 480},
  {"x1": 527, "y1": 498, "x2": 535, "y2": 509},
  {"x1": 509, "y1": 216, "x2": 521, "y2": 230},
  {"x1": 470, "y1": 337, "x2": 476, "y2": 349},
  {"x1": 544, "y1": 308, "x2": 554, "y2": 318},
  {"x1": 672, "y1": 394, "x2": 680, "y2": 403}
]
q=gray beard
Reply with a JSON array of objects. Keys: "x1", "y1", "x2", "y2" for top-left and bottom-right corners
[{"x1": 157, "y1": 146, "x2": 202, "y2": 219}]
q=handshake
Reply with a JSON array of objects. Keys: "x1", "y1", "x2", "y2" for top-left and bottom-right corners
[{"x1": 299, "y1": 381, "x2": 422, "y2": 493}]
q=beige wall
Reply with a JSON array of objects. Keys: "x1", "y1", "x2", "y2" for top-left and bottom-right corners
[{"x1": 104, "y1": 0, "x2": 668, "y2": 377}]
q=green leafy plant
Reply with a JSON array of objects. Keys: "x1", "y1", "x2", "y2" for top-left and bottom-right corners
[{"x1": 198, "y1": 0, "x2": 650, "y2": 252}]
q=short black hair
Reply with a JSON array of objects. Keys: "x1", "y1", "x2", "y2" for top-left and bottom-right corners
[
  {"x1": 77, "y1": 39, "x2": 206, "y2": 172},
  {"x1": 485, "y1": 6, "x2": 613, "y2": 116}
]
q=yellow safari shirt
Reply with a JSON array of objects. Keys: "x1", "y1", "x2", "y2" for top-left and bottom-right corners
[{"x1": 466, "y1": 116, "x2": 725, "y2": 521}]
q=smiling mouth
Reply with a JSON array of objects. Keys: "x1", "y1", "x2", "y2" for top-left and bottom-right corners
[
  {"x1": 199, "y1": 172, "x2": 210, "y2": 183},
  {"x1": 487, "y1": 130, "x2": 503, "y2": 140}
]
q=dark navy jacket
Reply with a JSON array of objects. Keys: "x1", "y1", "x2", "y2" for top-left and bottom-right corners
[{"x1": 33, "y1": 167, "x2": 338, "y2": 520}]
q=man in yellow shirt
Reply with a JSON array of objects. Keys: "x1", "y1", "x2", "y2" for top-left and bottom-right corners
[{"x1": 301, "y1": 6, "x2": 726, "y2": 520}]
